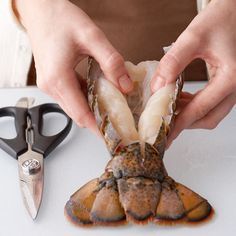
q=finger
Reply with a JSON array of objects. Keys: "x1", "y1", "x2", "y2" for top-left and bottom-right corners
[
  {"x1": 166, "y1": 97, "x2": 193, "y2": 149},
  {"x1": 180, "y1": 91, "x2": 194, "y2": 99},
  {"x1": 55, "y1": 72, "x2": 99, "y2": 134},
  {"x1": 75, "y1": 71, "x2": 87, "y2": 97},
  {"x1": 175, "y1": 92, "x2": 194, "y2": 115},
  {"x1": 37, "y1": 70, "x2": 100, "y2": 136},
  {"x1": 168, "y1": 72, "x2": 236, "y2": 143},
  {"x1": 176, "y1": 98, "x2": 192, "y2": 113},
  {"x1": 166, "y1": 99, "x2": 192, "y2": 148},
  {"x1": 189, "y1": 92, "x2": 236, "y2": 129},
  {"x1": 56, "y1": 98, "x2": 101, "y2": 138},
  {"x1": 83, "y1": 28, "x2": 133, "y2": 93},
  {"x1": 151, "y1": 31, "x2": 201, "y2": 92}
]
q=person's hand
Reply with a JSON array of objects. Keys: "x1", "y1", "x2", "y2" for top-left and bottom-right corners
[
  {"x1": 14, "y1": 0, "x2": 133, "y2": 134},
  {"x1": 151, "y1": 0, "x2": 236, "y2": 145}
]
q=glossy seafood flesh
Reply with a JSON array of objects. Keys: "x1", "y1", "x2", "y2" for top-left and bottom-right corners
[{"x1": 65, "y1": 59, "x2": 212, "y2": 226}]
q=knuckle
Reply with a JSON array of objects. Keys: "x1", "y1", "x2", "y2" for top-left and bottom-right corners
[
  {"x1": 36, "y1": 68, "x2": 62, "y2": 94},
  {"x1": 81, "y1": 26, "x2": 103, "y2": 44},
  {"x1": 158, "y1": 53, "x2": 180, "y2": 79},
  {"x1": 182, "y1": 27, "x2": 203, "y2": 46},
  {"x1": 177, "y1": 28, "x2": 203, "y2": 56},
  {"x1": 102, "y1": 52, "x2": 124, "y2": 72}
]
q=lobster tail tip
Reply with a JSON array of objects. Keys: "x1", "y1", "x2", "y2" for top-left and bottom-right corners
[
  {"x1": 65, "y1": 176, "x2": 213, "y2": 226},
  {"x1": 155, "y1": 180, "x2": 185, "y2": 221},
  {"x1": 64, "y1": 200, "x2": 93, "y2": 226},
  {"x1": 186, "y1": 200, "x2": 212, "y2": 222},
  {"x1": 90, "y1": 186, "x2": 126, "y2": 225},
  {"x1": 117, "y1": 177, "x2": 161, "y2": 223},
  {"x1": 175, "y1": 182, "x2": 212, "y2": 222},
  {"x1": 64, "y1": 178, "x2": 99, "y2": 226}
]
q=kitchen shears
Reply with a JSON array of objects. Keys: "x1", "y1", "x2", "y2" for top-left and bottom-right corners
[{"x1": 0, "y1": 97, "x2": 72, "y2": 219}]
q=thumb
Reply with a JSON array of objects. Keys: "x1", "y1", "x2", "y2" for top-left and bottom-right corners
[
  {"x1": 151, "y1": 32, "x2": 200, "y2": 92},
  {"x1": 86, "y1": 28, "x2": 133, "y2": 93}
]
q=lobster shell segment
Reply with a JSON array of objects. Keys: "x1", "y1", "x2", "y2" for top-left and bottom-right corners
[{"x1": 65, "y1": 59, "x2": 212, "y2": 226}]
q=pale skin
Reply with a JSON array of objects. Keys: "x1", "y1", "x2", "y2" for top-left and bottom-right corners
[
  {"x1": 15, "y1": 0, "x2": 236, "y2": 145},
  {"x1": 151, "y1": 0, "x2": 236, "y2": 145},
  {"x1": 15, "y1": 0, "x2": 133, "y2": 135}
]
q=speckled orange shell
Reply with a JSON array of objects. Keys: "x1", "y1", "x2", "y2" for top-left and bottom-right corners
[{"x1": 65, "y1": 58, "x2": 212, "y2": 227}]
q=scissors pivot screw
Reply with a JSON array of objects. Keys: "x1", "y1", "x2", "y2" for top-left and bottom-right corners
[{"x1": 22, "y1": 159, "x2": 41, "y2": 175}]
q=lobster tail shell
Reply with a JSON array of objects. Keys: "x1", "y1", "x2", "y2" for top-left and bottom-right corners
[
  {"x1": 87, "y1": 59, "x2": 122, "y2": 154},
  {"x1": 65, "y1": 58, "x2": 212, "y2": 227},
  {"x1": 87, "y1": 58, "x2": 184, "y2": 156}
]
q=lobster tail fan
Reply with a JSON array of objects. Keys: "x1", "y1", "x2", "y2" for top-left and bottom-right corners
[
  {"x1": 117, "y1": 177, "x2": 161, "y2": 223},
  {"x1": 65, "y1": 179, "x2": 100, "y2": 226},
  {"x1": 90, "y1": 184, "x2": 126, "y2": 225},
  {"x1": 155, "y1": 178, "x2": 212, "y2": 223},
  {"x1": 175, "y1": 183, "x2": 212, "y2": 222},
  {"x1": 65, "y1": 59, "x2": 212, "y2": 227}
]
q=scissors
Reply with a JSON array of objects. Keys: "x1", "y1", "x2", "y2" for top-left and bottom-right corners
[{"x1": 0, "y1": 97, "x2": 72, "y2": 220}]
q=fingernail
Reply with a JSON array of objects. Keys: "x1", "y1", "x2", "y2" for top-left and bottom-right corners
[
  {"x1": 152, "y1": 76, "x2": 165, "y2": 92},
  {"x1": 119, "y1": 74, "x2": 133, "y2": 92}
]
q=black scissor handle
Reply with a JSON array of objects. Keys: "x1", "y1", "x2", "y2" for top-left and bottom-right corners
[
  {"x1": 28, "y1": 103, "x2": 72, "y2": 157},
  {"x1": 0, "y1": 106, "x2": 28, "y2": 159}
]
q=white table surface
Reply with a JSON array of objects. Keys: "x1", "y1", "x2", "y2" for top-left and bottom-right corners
[{"x1": 0, "y1": 83, "x2": 236, "y2": 236}]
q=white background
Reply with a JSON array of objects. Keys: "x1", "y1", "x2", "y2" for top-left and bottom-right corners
[{"x1": 0, "y1": 84, "x2": 236, "y2": 235}]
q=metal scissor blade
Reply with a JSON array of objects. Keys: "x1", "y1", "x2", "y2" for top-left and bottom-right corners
[{"x1": 18, "y1": 149, "x2": 44, "y2": 220}]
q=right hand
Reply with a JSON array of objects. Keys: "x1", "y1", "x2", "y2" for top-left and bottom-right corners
[
  {"x1": 150, "y1": 0, "x2": 236, "y2": 146},
  {"x1": 14, "y1": 0, "x2": 133, "y2": 134}
]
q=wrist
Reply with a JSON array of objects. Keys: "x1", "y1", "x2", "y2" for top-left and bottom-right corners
[{"x1": 12, "y1": 0, "x2": 69, "y2": 31}]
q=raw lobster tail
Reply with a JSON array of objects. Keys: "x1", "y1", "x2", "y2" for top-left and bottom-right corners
[{"x1": 65, "y1": 59, "x2": 212, "y2": 226}]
